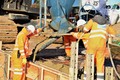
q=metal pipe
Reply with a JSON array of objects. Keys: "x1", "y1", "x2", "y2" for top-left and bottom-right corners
[
  {"x1": 44, "y1": 0, "x2": 47, "y2": 27},
  {"x1": 39, "y1": 0, "x2": 42, "y2": 28},
  {"x1": 79, "y1": 0, "x2": 82, "y2": 19}
]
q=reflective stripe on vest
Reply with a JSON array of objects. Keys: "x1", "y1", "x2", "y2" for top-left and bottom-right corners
[
  {"x1": 14, "y1": 68, "x2": 23, "y2": 71},
  {"x1": 13, "y1": 72, "x2": 22, "y2": 75},
  {"x1": 90, "y1": 29, "x2": 107, "y2": 35},
  {"x1": 84, "y1": 71, "x2": 87, "y2": 80},
  {"x1": 90, "y1": 28, "x2": 108, "y2": 39},
  {"x1": 89, "y1": 34, "x2": 106, "y2": 39},
  {"x1": 21, "y1": 53, "x2": 25, "y2": 56},
  {"x1": 97, "y1": 73, "x2": 104, "y2": 80},
  {"x1": 20, "y1": 50, "x2": 24, "y2": 53}
]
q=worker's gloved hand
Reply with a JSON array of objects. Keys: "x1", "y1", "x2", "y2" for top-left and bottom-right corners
[
  {"x1": 70, "y1": 32, "x2": 78, "y2": 39},
  {"x1": 70, "y1": 32, "x2": 74, "y2": 35},
  {"x1": 22, "y1": 58, "x2": 27, "y2": 65},
  {"x1": 37, "y1": 28, "x2": 42, "y2": 33}
]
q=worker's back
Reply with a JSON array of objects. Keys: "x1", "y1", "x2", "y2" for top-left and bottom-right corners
[{"x1": 85, "y1": 19, "x2": 108, "y2": 50}]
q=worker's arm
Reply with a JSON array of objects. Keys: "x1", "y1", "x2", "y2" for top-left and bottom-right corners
[
  {"x1": 107, "y1": 25, "x2": 116, "y2": 44},
  {"x1": 70, "y1": 32, "x2": 79, "y2": 39},
  {"x1": 17, "y1": 34, "x2": 26, "y2": 58},
  {"x1": 83, "y1": 19, "x2": 93, "y2": 33}
]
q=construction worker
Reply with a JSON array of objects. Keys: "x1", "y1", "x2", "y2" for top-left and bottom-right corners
[
  {"x1": 11, "y1": 25, "x2": 42, "y2": 80},
  {"x1": 71, "y1": 19, "x2": 90, "y2": 48},
  {"x1": 82, "y1": 15, "x2": 116, "y2": 80},
  {"x1": 63, "y1": 19, "x2": 88, "y2": 59},
  {"x1": 63, "y1": 30, "x2": 77, "y2": 58}
]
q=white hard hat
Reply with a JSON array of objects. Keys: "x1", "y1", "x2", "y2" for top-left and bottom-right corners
[
  {"x1": 76, "y1": 19, "x2": 86, "y2": 27},
  {"x1": 27, "y1": 25, "x2": 35, "y2": 33}
]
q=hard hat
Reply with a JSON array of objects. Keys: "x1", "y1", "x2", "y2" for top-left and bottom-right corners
[
  {"x1": 27, "y1": 25, "x2": 35, "y2": 33},
  {"x1": 76, "y1": 19, "x2": 86, "y2": 27}
]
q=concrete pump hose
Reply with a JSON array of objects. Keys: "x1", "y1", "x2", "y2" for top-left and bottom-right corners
[{"x1": 108, "y1": 44, "x2": 120, "y2": 79}]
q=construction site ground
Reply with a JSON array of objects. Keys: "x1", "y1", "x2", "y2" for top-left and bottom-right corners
[{"x1": 1, "y1": 23, "x2": 120, "y2": 80}]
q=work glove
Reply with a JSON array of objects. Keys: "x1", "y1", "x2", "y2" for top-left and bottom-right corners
[
  {"x1": 22, "y1": 58, "x2": 27, "y2": 65},
  {"x1": 70, "y1": 32, "x2": 78, "y2": 39},
  {"x1": 37, "y1": 28, "x2": 43, "y2": 33}
]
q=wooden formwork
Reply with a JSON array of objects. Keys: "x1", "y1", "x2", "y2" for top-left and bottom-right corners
[
  {"x1": 26, "y1": 62, "x2": 69, "y2": 80},
  {"x1": 0, "y1": 41, "x2": 11, "y2": 80},
  {"x1": 9, "y1": 61, "x2": 69, "y2": 80},
  {"x1": 0, "y1": 52, "x2": 5, "y2": 80}
]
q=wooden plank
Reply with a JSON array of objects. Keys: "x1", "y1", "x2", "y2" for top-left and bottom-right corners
[
  {"x1": 0, "y1": 51, "x2": 10, "y2": 80},
  {"x1": 27, "y1": 62, "x2": 69, "y2": 80},
  {"x1": 44, "y1": 70, "x2": 59, "y2": 80},
  {"x1": 26, "y1": 62, "x2": 40, "y2": 80},
  {"x1": 6, "y1": 54, "x2": 11, "y2": 80},
  {"x1": 0, "y1": 52, "x2": 5, "y2": 80}
]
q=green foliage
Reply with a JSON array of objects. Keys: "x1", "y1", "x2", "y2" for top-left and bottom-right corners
[{"x1": 112, "y1": 40, "x2": 120, "y2": 46}]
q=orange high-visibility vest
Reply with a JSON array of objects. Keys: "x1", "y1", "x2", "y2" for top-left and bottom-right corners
[
  {"x1": 11, "y1": 27, "x2": 30, "y2": 80},
  {"x1": 13, "y1": 27, "x2": 30, "y2": 59},
  {"x1": 83, "y1": 19, "x2": 116, "y2": 52}
]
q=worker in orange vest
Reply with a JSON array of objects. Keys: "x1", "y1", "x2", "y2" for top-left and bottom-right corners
[
  {"x1": 63, "y1": 30, "x2": 77, "y2": 58},
  {"x1": 70, "y1": 19, "x2": 90, "y2": 49},
  {"x1": 63, "y1": 19, "x2": 87, "y2": 59},
  {"x1": 82, "y1": 15, "x2": 116, "y2": 80},
  {"x1": 11, "y1": 25, "x2": 42, "y2": 80}
]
